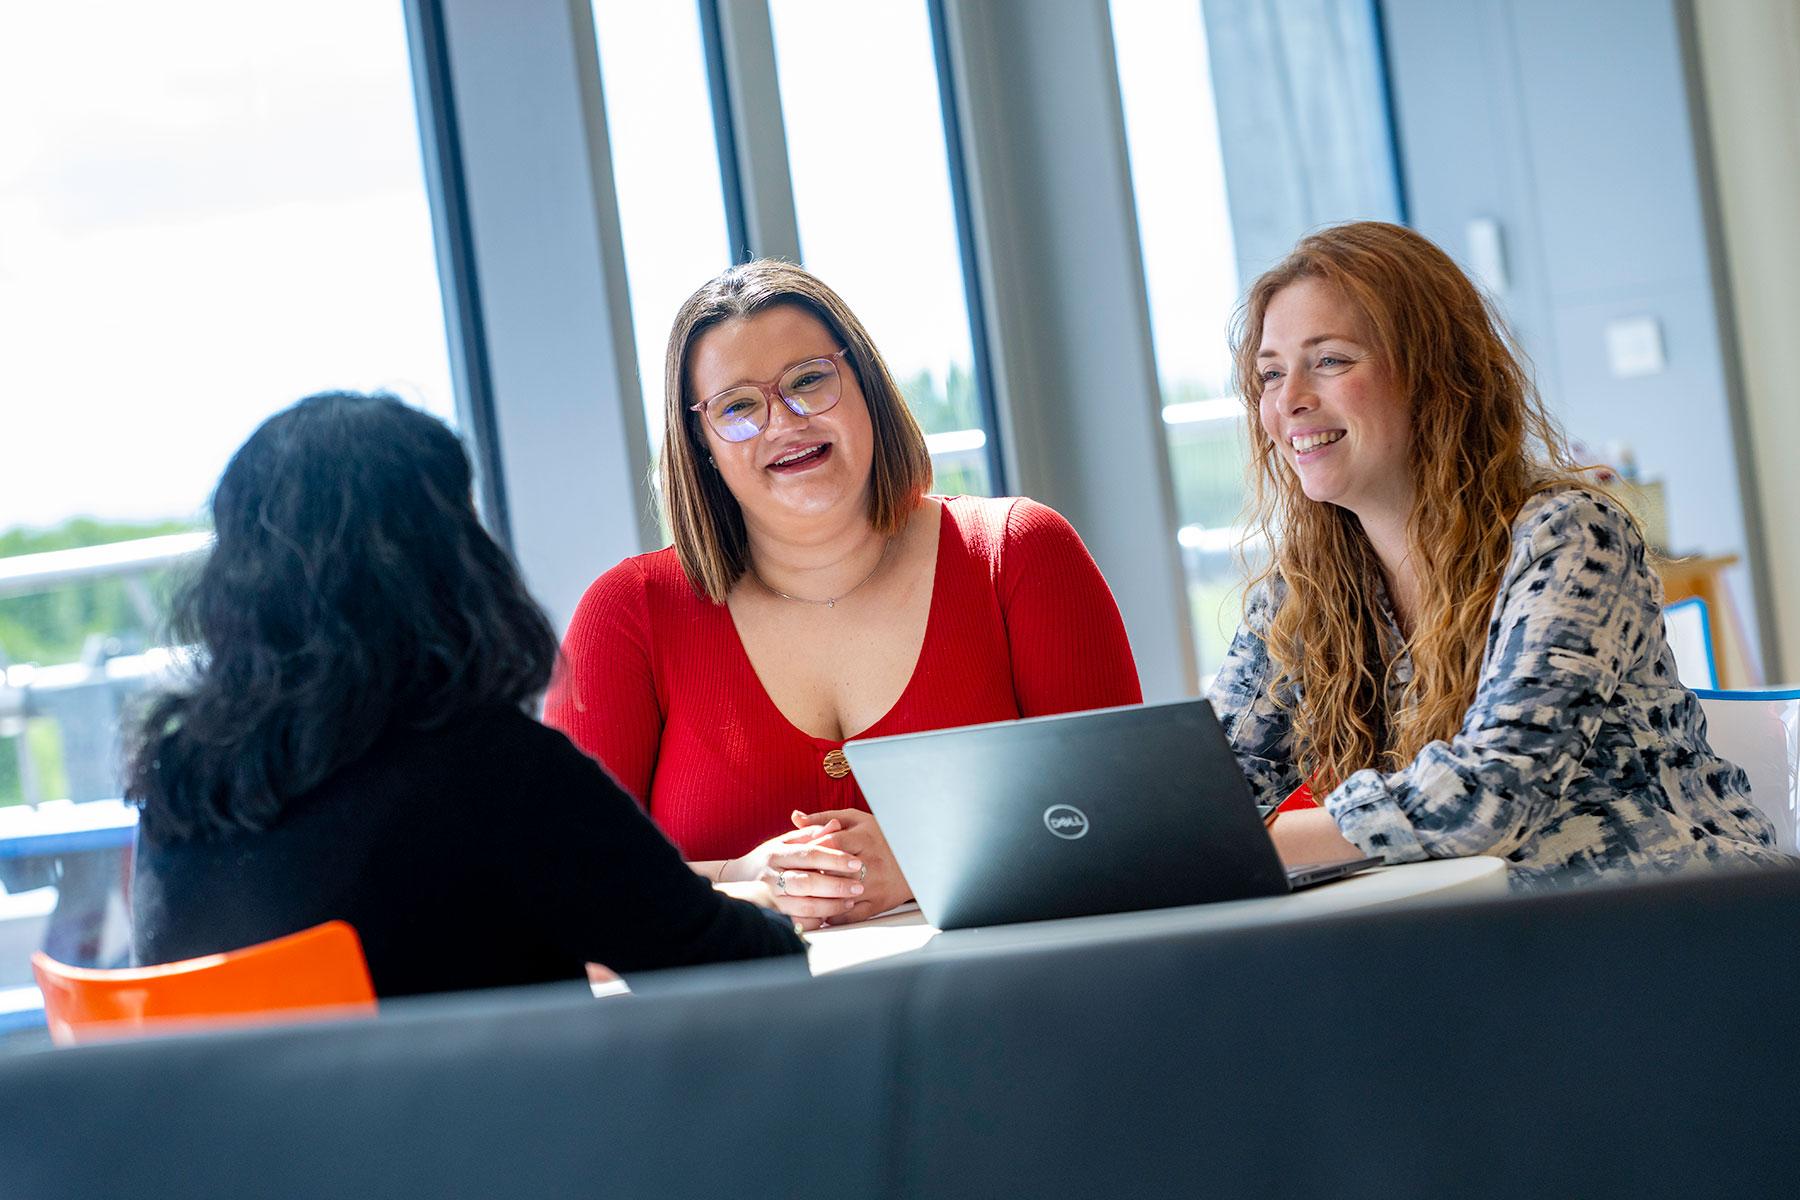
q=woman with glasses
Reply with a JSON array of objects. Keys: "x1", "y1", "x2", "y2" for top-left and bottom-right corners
[
  {"x1": 130, "y1": 392, "x2": 804, "y2": 998},
  {"x1": 547, "y1": 261, "x2": 1141, "y2": 927},
  {"x1": 1210, "y1": 222, "x2": 1784, "y2": 886}
]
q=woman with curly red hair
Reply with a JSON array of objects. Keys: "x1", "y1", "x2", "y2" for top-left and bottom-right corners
[{"x1": 1210, "y1": 221, "x2": 1785, "y2": 886}]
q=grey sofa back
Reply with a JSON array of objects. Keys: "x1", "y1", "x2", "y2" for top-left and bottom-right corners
[{"x1": 2, "y1": 867, "x2": 1796, "y2": 1199}]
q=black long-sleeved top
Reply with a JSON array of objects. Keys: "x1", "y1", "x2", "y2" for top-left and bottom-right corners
[{"x1": 132, "y1": 705, "x2": 805, "y2": 998}]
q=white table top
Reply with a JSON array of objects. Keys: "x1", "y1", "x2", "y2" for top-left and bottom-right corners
[{"x1": 803, "y1": 855, "x2": 1509, "y2": 975}]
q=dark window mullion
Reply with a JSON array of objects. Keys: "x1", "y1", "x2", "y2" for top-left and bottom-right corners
[
  {"x1": 927, "y1": 0, "x2": 1008, "y2": 497},
  {"x1": 695, "y1": 0, "x2": 753, "y2": 265}
]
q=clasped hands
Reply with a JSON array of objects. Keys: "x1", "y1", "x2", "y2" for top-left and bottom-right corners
[{"x1": 717, "y1": 808, "x2": 912, "y2": 931}]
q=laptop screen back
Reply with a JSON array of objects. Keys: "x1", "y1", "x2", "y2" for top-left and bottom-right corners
[{"x1": 842, "y1": 699, "x2": 1291, "y2": 929}]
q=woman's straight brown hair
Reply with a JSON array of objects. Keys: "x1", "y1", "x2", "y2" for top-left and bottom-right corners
[{"x1": 659, "y1": 260, "x2": 934, "y2": 603}]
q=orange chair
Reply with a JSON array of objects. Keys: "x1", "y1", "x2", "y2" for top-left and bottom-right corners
[{"x1": 31, "y1": 919, "x2": 377, "y2": 1046}]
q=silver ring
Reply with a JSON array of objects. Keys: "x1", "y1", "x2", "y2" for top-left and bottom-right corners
[
  {"x1": 858, "y1": 864, "x2": 867, "y2": 883},
  {"x1": 775, "y1": 870, "x2": 788, "y2": 895}
]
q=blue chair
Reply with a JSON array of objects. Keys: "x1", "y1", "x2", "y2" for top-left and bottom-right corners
[
  {"x1": 1693, "y1": 687, "x2": 1800, "y2": 856},
  {"x1": 1663, "y1": 596, "x2": 1718, "y2": 689}
]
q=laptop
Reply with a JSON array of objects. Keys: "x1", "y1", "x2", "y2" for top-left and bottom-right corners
[{"x1": 841, "y1": 698, "x2": 1380, "y2": 930}]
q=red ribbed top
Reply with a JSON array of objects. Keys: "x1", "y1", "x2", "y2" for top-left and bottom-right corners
[{"x1": 544, "y1": 496, "x2": 1143, "y2": 861}]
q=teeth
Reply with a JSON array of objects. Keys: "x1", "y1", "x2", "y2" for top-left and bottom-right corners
[
  {"x1": 1291, "y1": 431, "x2": 1344, "y2": 452},
  {"x1": 772, "y1": 445, "x2": 824, "y2": 467}
]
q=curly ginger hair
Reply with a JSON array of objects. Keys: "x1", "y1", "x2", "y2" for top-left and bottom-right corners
[{"x1": 1234, "y1": 222, "x2": 1596, "y2": 790}]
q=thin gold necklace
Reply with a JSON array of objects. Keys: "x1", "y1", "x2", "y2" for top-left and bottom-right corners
[{"x1": 752, "y1": 538, "x2": 894, "y2": 609}]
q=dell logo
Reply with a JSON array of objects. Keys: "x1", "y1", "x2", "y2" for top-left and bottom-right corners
[{"x1": 1043, "y1": 804, "x2": 1090, "y2": 840}]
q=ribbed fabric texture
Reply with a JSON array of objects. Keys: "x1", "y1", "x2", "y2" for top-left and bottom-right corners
[{"x1": 545, "y1": 496, "x2": 1143, "y2": 862}]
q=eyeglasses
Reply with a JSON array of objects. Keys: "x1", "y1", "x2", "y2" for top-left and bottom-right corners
[{"x1": 690, "y1": 348, "x2": 851, "y2": 443}]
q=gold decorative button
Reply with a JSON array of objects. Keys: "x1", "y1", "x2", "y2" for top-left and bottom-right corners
[{"x1": 822, "y1": 749, "x2": 852, "y2": 779}]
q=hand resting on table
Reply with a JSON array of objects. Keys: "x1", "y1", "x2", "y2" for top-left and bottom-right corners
[
  {"x1": 715, "y1": 818, "x2": 866, "y2": 931},
  {"x1": 789, "y1": 807, "x2": 913, "y2": 926}
]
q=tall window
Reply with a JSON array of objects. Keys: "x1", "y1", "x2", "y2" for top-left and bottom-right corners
[
  {"x1": 591, "y1": 0, "x2": 734, "y2": 460},
  {"x1": 0, "y1": 1, "x2": 452, "y2": 978},
  {"x1": 1111, "y1": 0, "x2": 1252, "y2": 676},
  {"x1": 767, "y1": 0, "x2": 995, "y2": 497}
]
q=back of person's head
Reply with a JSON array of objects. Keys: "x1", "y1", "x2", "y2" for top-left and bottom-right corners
[
  {"x1": 659, "y1": 258, "x2": 932, "y2": 602},
  {"x1": 1231, "y1": 222, "x2": 1584, "y2": 790},
  {"x1": 128, "y1": 391, "x2": 558, "y2": 838}
]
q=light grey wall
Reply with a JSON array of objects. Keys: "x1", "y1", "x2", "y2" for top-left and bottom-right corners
[
  {"x1": 1382, "y1": 0, "x2": 1773, "y2": 678},
  {"x1": 1691, "y1": 0, "x2": 1800, "y2": 684}
]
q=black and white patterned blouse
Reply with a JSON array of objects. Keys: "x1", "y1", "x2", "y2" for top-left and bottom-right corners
[{"x1": 1209, "y1": 487, "x2": 1787, "y2": 888}]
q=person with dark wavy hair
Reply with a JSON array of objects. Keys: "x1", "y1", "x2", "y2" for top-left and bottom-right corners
[{"x1": 129, "y1": 391, "x2": 802, "y2": 998}]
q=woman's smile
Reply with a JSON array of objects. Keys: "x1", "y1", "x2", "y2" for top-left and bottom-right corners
[
  {"x1": 765, "y1": 441, "x2": 833, "y2": 474},
  {"x1": 1289, "y1": 429, "x2": 1346, "y2": 461}
]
